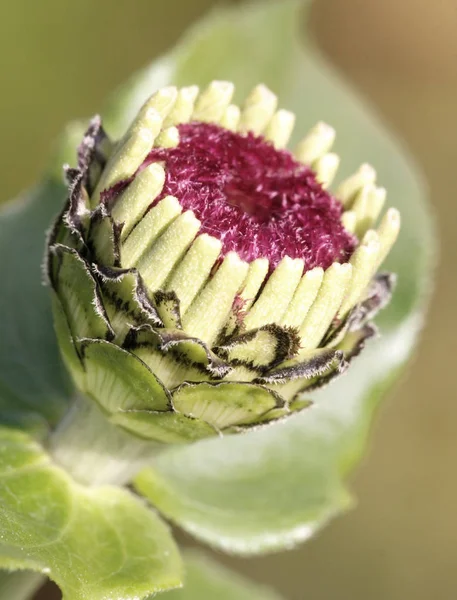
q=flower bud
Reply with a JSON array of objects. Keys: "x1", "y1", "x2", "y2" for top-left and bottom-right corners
[{"x1": 46, "y1": 82, "x2": 399, "y2": 444}]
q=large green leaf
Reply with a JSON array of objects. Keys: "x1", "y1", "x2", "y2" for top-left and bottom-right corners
[
  {"x1": 0, "y1": 116, "x2": 88, "y2": 428},
  {"x1": 0, "y1": 180, "x2": 72, "y2": 426},
  {"x1": 129, "y1": 0, "x2": 435, "y2": 554},
  {"x1": 163, "y1": 552, "x2": 284, "y2": 600},
  {"x1": 0, "y1": 426, "x2": 182, "y2": 600}
]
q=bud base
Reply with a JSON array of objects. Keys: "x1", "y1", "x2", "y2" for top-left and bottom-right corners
[{"x1": 48, "y1": 396, "x2": 161, "y2": 486}]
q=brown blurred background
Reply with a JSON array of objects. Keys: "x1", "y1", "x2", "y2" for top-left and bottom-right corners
[{"x1": 1, "y1": 0, "x2": 456, "y2": 598}]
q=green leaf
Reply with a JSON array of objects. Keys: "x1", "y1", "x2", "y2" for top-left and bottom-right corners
[
  {"x1": 0, "y1": 426, "x2": 182, "y2": 600},
  {"x1": 163, "y1": 552, "x2": 284, "y2": 600},
  {"x1": 0, "y1": 180, "x2": 73, "y2": 426},
  {"x1": 0, "y1": 115, "x2": 89, "y2": 428},
  {"x1": 128, "y1": 0, "x2": 436, "y2": 554}
]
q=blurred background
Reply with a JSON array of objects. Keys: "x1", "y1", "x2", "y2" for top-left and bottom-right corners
[{"x1": 0, "y1": 0, "x2": 456, "y2": 598}]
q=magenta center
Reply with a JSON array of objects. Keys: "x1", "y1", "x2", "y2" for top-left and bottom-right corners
[{"x1": 143, "y1": 122, "x2": 355, "y2": 270}]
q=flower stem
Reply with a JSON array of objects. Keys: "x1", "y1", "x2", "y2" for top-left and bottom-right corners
[
  {"x1": 0, "y1": 570, "x2": 44, "y2": 600},
  {"x1": 48, "y1": 395, "x2": 161, "y2": 486}
]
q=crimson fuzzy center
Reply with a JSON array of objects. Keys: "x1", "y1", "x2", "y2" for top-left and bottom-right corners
[{"x1": 139, "y1": 122, "x2": 356, "y2": 270}]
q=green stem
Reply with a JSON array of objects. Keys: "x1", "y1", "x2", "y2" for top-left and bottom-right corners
[
  {"x1": 48, "y1": 395, "x2": 161, "y2": 487},
  {"x1": 0, "y1": 570, "x2": 44, "y2": 600}
]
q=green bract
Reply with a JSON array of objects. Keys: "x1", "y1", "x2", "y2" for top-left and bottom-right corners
[{"x1": 46, "y1": 81, "x2": 399, "y2": 445}]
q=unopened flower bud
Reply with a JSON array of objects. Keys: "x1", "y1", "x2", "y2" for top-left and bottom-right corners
[{"x1": 46, "y1": 81, "x2": 399, "y2": 444}]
